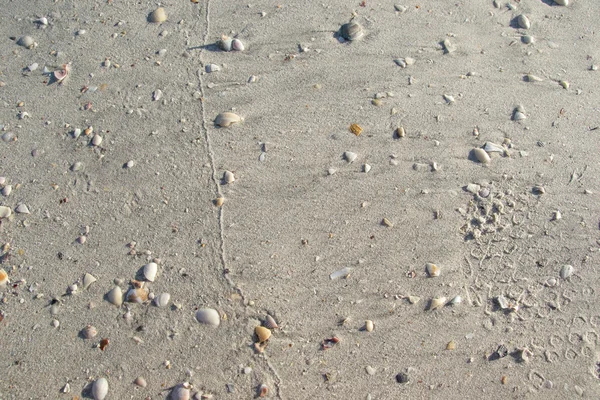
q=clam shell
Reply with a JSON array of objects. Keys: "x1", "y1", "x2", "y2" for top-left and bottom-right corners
[
  {"x1": 134, "y1": 377, "x2": 147, "y2": 387},
  {"x1": 255, "y1": 326, "x2": 271, "y2": 342},
  {"x1": 92, "y1": 377, "x2": 108, "y2": 400},
  {"x1": 148, "y1": 7, "x2": 167, "y2": 23},
  {"x1": 340, "y1": 21, "x2": 364, "y2": 41},
  {"x1": 223, "y1": 170, "x2": 235, "y2": 184},
  {"x1": 54, "y1": 69, "x2": 68, "y2": 81},
  {"x1": 82, "y1": 273, "x2": 97, "y2": 289},
  {"x1": 429, "y1": 297, "x2": 447, "y2": 311},
  {"x1": 106, "y1": 286, "x2": 123, "y2": 306},
  {"x1": 524, "y1": 74, "x2": 543, "y2": 82},
  {"x1": 215, "y1": 112, "x2": 241, "y2": 127},
  {"x1": 330, "y1": 267, "x2": 352, "y2": 280},
  {"x1": 483, "y1": 142, "x2": 505, "y2": 153},
  {"x1": 214, "y1": 197, "x2": 225, "y2": 207},
  {"x1": 91, "y1": 134, "x2": 102, "y2": 146},
  {"x1": 344, "y1": 151, "x2": 357, "y2": 163},
  {"x1": 472, "y1": 148, "x2": 491, "y2": 164},
  {"x1": 218, "y1": 37, "x2": 233, "y2": 51},
  {"x1": 265, "y1": 315, "x2": 278, "y2": 329},
  {"x1": 516, "y1": 14, "x2": 531, "y2": 29},
  {"x1": 170, "y1": 383, "x2": 191, "y2": 400},
  {"x1": 17, "y1": 36, "x2": 35, "y2": 48},
  {"x1": 496, "y1": 295, "x2": 509, "y2": 309},
  {"x1": 232, "y1": 38, "x2": 245, "y2": 51},
  {"x1": 425, "y1": 263, "x2": 440, "y2": 277},
  {"x1": 126, "y1": 287, "x2": 149, "y2": 303},
  {"x1": 560, "y1": 264, "x2": 574, "y2": 279},
  {"x1": 196, "y1": 308, "x2": 220, "y2": 326},
  {"x1": 82, "y1": 325, "x2": 98, "y2": 339},
  {"x1": 205, "y1": 63, "x2": 221, "y2": 73},
  {"x1": 154, "y1": 292, "x2": 171, "y2": 307},
  {"x1": 513, "y1": 111, "x2": 526, "y2": 121},
  {"x1": 365, "y1": 320, "x2": 374, "y2": 332},
  {"x1": 0, "y1": 206, "x2": 10, "y2": 219},
  {"x1": 0, "y1": 268, "x2": 9, "y2": 287},
  {"x1": 143, "y1": 262, "x2": 158, "y2": 282},
  {"x1": 521, "y1": 35, "x2": 535, "y2": 44}
]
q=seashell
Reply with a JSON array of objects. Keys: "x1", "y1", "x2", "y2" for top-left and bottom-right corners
[
  {"x1": 443, "y1": 94, "x2": 455, "y2": 104},
  {"x1": 425, "y1": 263, "x2": 440, "y2": 277},
  {"x1": 349, "y1": 123, "x2": 362, "y2": 136},
  {"x1": 154, "y1": 292, "x2": 171, "y2": 307},
  {"x1": 516, "y1": 14, "x2": 531, "y2": 29},
  {"x1": 446, "y1": 340, "x2": 456, "y2": 350},
  {"x1": 148, "y1": 7, "x2": 167, "y2": 23},
  {"x1": 15, "y1": 204, "x2": 30, "y2": 214},
  {"x1": 170, "y1": 382, "x2": 191, "y2": 400},
  {"x1": 394, "y1": 58, "x2": 407, "y2": 68},
  {"x1": 0, "y1": 268, "x2": 9, "y2": 287},
  {"x1": 365, "y1": 320, "x2": 374, "y2": 332},
  {"x1": 330, "y1": 267, "x2": 352, "y2": 280},
  {"x1": 559, "y1": 80, "x2": 569, "y2": 89},
  {"x1": 441, "y1": 38, "x2": 456, "y2": 53},
  {"x1": 255, "y1": 326, "x2": 271, "y2": 342},
  {"x1": 560, "y1": 264, "x2": 574, "y2": 279},
  {"x1": 82, "y1": 325, "x2": 98, "y2": 339},
  {"x1": 71, "y1": 162, "x2": 84, "y2": 172},
  {"x1": 223, "y1": 170, "x2": 235, "y2": 184},
  {"x1": 554, "y1": 0, "x2": 568, "y2": 5},
  {"x1": 449, "y1": 295, "x2": 462, "y2": 305},
  {"x1": 394, "y1": 4, "x2": 408, "y2": 12},
  {"x1": 54, "y1": 69, "x2": 68, "y2": 82},
  {"x1": 472, "y1": 148, "x2": 491, "y2": 164},
  {"x1": 1, "y1": 185, "x2": 11, "y2": 197},
  {"x1": 76, "y1": 235, "x2": 86, "y2": 244},
  {"x1": 92, "y1": 377, "x2": 108, "y2": 400},
  {"x1": 152, "y1": 89, "x2": 162, "y2": 101},
  {"x1": 407, "y1": 295, "x2": 420, "y2": 304},
  {"x1": 524, "y1": 74, "x2": 543, "y2": 82},
  {"x1": 196, "y1": 308, "x2": 220, "y2": 326},
  {"x1": 264, "y1": 315, "x2": 278, "y2": 329},
  {"x1": 363, "y1": 164, "x2": 371, "y2": 173},
  {"x1": 126, "y1": 287, "x2": 149, "y2": 303},
  {"x1": 215, "y1": 112, "x2": 241, "y2": 127},
  {"x1": 232, "y1": 38, "x2": 245, "y2": 51},
  {"x1": 496, "y1": 295, "x2": 509, "y2": 309},
  {"x1": 83, "y1": 273, "x2": 97, "y2": 289},
  {"x1": 258, "y1": 383, "x2": 269, "y2": 397},
  {"x1": 519, "y1": 347, "x2": 533, "y2": 363},
  {"x1": 340, "y1": 20, "x2": 364, "y2": 41},
  {"x1": 106, "y1": 286, "x2": 123, "y2": 306},
  {"x1": 429, "y1": 297, "x2": 447, "y2": 311},
  {"x1": 17, "y1": 36, "x2": 35, "y2": 49},
  {"x1": 521, "y1": 35, "x2": 535, "y2": 44},
  {"x1": 134, "y1": 376, "x2": 147, "y2": 387},
  {"x1": 483, "y1": 142, "x2": 505, "y2": 154},
  {"x1": 214, "y1": 197, "x2": 225, "y2": 207},
  {"x1": 27, "y1": 63, "x2": 38, "y2": 72},
  {"x1": 91, "y1": 134, "x2": 102, "y2": 146},
  {"x1": 143, "y1": 262, "x2": 158, "y2": 282},
  {"x1": 395, "y1": 126, "x2": 405, "y2": 138},
  {"x1": 344, "y1": 151, "x2": 357, "y2": 163},
  {"x1": 513, "y1": 111, "x2": 526, "y2": 121},
  {"x1": 218, "y1": 36, "x2": 233, "y2": 51},
  {"x1": 205, "y1": 63, "x2": 221, "y2": 73}
]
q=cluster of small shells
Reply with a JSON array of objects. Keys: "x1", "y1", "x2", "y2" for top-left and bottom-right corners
[{"x1": 217, "y1": 36, "x2": 245, "y2": 52}]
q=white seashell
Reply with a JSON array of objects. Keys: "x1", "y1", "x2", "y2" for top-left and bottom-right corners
[
  {"x1": 196, "y1": 308, "x2": 220, "y2": 326},
  {"x1": 465, "y1": 183, "x2": 480, "y2": 194},
  {"x1": 429, "y1": 297, "x2": 447, "y2": 310},
  {"x1": 218, "y1": 37, "x2": 233, "y2": 51},
  {"x1": 82, "y1": 325, "x2": 98, "y2": 339},
  {"x1": 394, "y1": 58, "x2": 407, "y2": 68},
  {"x1": 559, "y1": 80, "x2": 569, "y2": 89},
  {"x1": 17, "y1": 36, "x2": 35, "y2": 48},
  {"x1": 72, "y1": 128, "x2": 82, "y2": 138},
  {"x1": 0, "y1": 206, "x2": 11, "y2": 219},
  {"x1": 1, "y1": 185, "x2": 12, "y2": 197},
  {"x1": 205, "y1": 63, "x2": 221, "y2": 73},
  {"x1": 513, "y1": 111, "x2": 526, "y2": 121},
  {"x1": 472, "y1": 148, "x2": 491, "y2": 164},
  {"x1": 265, "y1": 315, "x2": 279, "y2": 329},
  {"x1": 365, "y1": 320, "x2": 374, "y2": 332},
  {"x1": 71, "y1": 162, "x2": 84, "y2": 171},
  {"x1": 449, "y1": 295, "x2": 462, "y2": 305},
  {"x1": 143, "y1": 262, "x2": 158, "y2": 282},
  {"x1": 27, "y1": 63, "x2": 38, "y2": 72},
  {"x1": 483, "y1": 142, "x2": 505, "y2": 153},
  {"x1": 407, "y1": 295, "x2": 420, "y2": 304},
  {"x1": 340, "y1": 20, "x2": 364, "y2": 41},
  {"x1": 154, "y1": 292, "x2": 171, "y2": 307},
  {"x1": 92, "y1": 377, "x2": 108, "y2": 400},
  {"x1": 344, "y1": 151, "x2": 357, "y2": 163},
  {"x1": 231, "y1": 38, "x2": 245, "y2": 51},
  {"x1": 443, "y1": 94, "x2": 455, "y2": 104},
  {"x1": 0, "y1": 177, "x2": 5, "y2": 185},
  {"x1": 425, "y1": 263, "x2": 441, "y2": 277},
  {"x1": 152, "y1": 89, "x2": 163, "y2": 101},
  {"x1": 554, "y1": 0, "x2": 568, "y2": 5},
  {"x1": 170, "y1": 383, "x2": 191, "y2": 400},
  {"x1": 330, "y1": 267, "x2": 352, "y2": 280},
  {"x1": 215, "y1": 112, "x2": 242, "y2": 127},
  {"x1": 148, "y1": 7, "x2": 167, "y2": 23},
  {"x1": 223, "y1": 170, "x2": 235, "y2": 184},
  {"x1": 560, "y1": 265, "x2": 574, "y2": 279},
  {"x1": 363, "y1": 164, "x2": 371, "y2": 173},
  {"x1": 0, "y1": 268, "x2": 9, "y2": 287},
  {"x1": 134, "y1": 377, "x2": 147, "y2": 387},
  {"x1": 83, "y1": 273, "x2": 97, "y2": 289},
  {"x1": 91, "y1": 134, "x2": 103, "y2": 146},
  {"x1": 35, "y1": 17, "x2": 48, "y2": 26},
  {"x1": 516, "y1": 14, "x2": 531, "y2": 29},
  {"x1": 442, "y1": 38, "x2": 456, "y2": 53},
  {"x1": 15, "y1": 204, "x2": 30, "y2": 214},
  {"x1": 106, "y1": 286, "x2": 123, "y2": 306},
  {"x1": 496, "y1": 295, "x2": 509, "y2": 309},
  {"x1": 126, "y1": 287, "x2": 149, "y2": 303},
  {"x1": 524, "y1": 74, "x2": 543, "y2": 82},
  {"x1": 545, "y1": 277, "x2": 558, "y2": 287},
  {"x1": 521, "y1": 35, "x2": 535, "y2": 44}
]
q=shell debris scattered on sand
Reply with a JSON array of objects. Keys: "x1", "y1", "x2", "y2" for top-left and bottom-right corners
[
  {"x1": 82, "y1": 273, "x2": 97, "y2": 289},
  {"x1": 265, "y1": 314, "x2": 279, "y2": 329},
  {"x1": 218, "y1": 36, "x2": 245, "y2": 52},
  {"x1": 560, "y1": 264, "x2": 574, "y2": 279},
  {"x1": 516, "y1": 14, "x2": 531, "y2": 29},
  {"x1": 215, "y1": 112, "x2": 242, "y2": 127},
  {"x1": 126, "y1": 287, "x2": 149, "y2": 303},
  {"x1": 91, "y1": 377, "x2": 108, "y2": 400},
  {"x1": 344, "y1": 151, "x2": 357, "y2": 163},
  {"x1": 16, "y1": 35, "x2": 35, "y2": 49},
  {"x1": 196, "y1": 308, "x2": 220, "y2": 326},
  {"x1": 81, "y1": 325, "x2": 98, "y2": 339},
  {"x1": 154, "y1": 292, "x2": 171, "y2": 307}
]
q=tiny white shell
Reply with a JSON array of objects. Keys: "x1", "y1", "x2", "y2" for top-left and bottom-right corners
[
  {"x1": 154, "y1": 292, "x2": 171, "y2": 307},
  {"x1": 17, "y1": 36, "x2": 35, "y2": 48},
  {"x1": 516, "y1": 14, "x2": 531, "y2": 29},
  {"x1": 472, "y1": 148, "x2": 491, "y2": 164},
  {"x1": 15, "y1": 204, "x2": 30, "y2": 214},
  {"x1": 106, "y1": 286, "x2": 123, "y2": 306},
  {"x1": 148, "y1": 7, "x2": 167, "y2": 23},
  {"x1": 330, "y1": 267, "x2": 352, "y2": 280},
  {"x1": 196, "y1": 308, "x2": 220, "y2": 326},
  {"x1": 82, "y1": 325, "x2": 98, "y2": 339},
  {"x1": 83, "y1": 273, "x2": 97, "y2": 289},
  {"x1": 363, "y1": 164, "x2": 371, "y2": 173},
  {"x1": 344, "y1": 151, "x2": 357, "y2": 163},
  {"x1": 1, "y1": 185, "x2": 11, "y2": 197},
  {"x1": 429, "y1": 297, "x2": 447, "y2": 310},
  {"x1": 497, "y1": 295, "x2": 509, "y2": 309},
  {"x1": 134, "y1": 377, "x2": 147, "y2": 387},
  {"x1": 524, "y1": 74, "x2": 543, "y2": 82},
  {"x1": 223, "y1": 170, "x2": 235, "y2": 184},
  {"x1": 143, "y1": 262, "x2": 158, "y2": 282},
  {"x1": 513, "y1": 111, "x2": 526, "y2": 121},
  {"x1": 231, "y1": 38, "x2": 245, "y2": 51},
  {"x1": 205, "y1": 63, "x2": 221, "y2": 73},
  {"x1": 92, "y1": 377, "x2": 108, "y2": 400},
  {"x1": 425, "y1": 263, "x2": 440, "y2": 277},
  {"x1": 91, "y1": 134, "x2": 102, "y2": 146},
  {"x1": 215, "y1": 112, "x2": 242, "y2": 127},
  {"x1": 483, "y1": 142, "x2": 504, "y2": 153},
  {"x1": 560, "y1": 264, "x2": 574, "y2": 279},
  {"x1": 449, "y1": 295, "x2": 462, "y2": 305}
]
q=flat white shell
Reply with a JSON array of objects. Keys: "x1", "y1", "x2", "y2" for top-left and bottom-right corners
[
  {"x1": 17, "y1": 36, "x2": 35, "y2": 48},
  {"x1": 215, "y1": 112, "x2": 241, "y2": 127},
  {"x1": 344, "y1": 151, "x2": 357, "y2": 163},
  {"x1": 330, "y1": 267, "x2": 352, "y2": 280},
  {"x1": 218, "y1": 38, "x2": 233, "y2": 51},
  {"x1": 171, "y1": 383, "x2": 191, "y2": 400},
  {"x1": 154, "y1": 292, "x2": 171, "y2": 307},
  {"x1": 149, "y1": 7, "x2": 167, "y2": 23},
  {"x1": 517, "y1": 14, "x2": 531, "y2": 29},
  {"x1": 83, "y1": 273, "x2": 97, "y2": 289},
  {"x1": 196, "y1": 308, "x2": 220, "y2": 326},
  {"x1": 92, "y1": 377, "x2": 108, "y2": 400},
  {"x1": 106, "y1": 286, "x2": 123, "y2": 306},
  {"x1": 223, "y1": 170, "x2": 235, "y2": 184},
  {"x1": 205, "y1": 63, "x2": 221, "y2": 73},
  {"x1": 483, "y1": 142, "x2": 505, "y2": 153},
  {"x1": 560, "y1": 264, "x2": 574, "y2": 279},
  {"x1": 513, "y1": 111, "x2": 526, "y2": 121},
  {"x1": 232, "y1": 38, "x2": 245, "y2": 51},
  {"x1": 0, "y1": 206, "x2": 11, "y2": 218},
  {"x1": 425, "y1": 263, "x2": 440, "y2": 277},
  {"x1": 15, "y1": 204, "x2": 30, "y2": 214},
  {"x1": 143, "y1": 262, "x2": 158, "y2": 282},
  {"x1": 430, "y1": 297, "x2": 447, "y2": 310},
  {"x1": 472, "y1": 148, "x2": 491, "y2": 164}
]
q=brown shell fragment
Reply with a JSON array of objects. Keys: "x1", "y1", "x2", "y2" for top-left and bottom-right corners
[{"x1": 349, "y1": 124, "x2": 362, "y2": 136}]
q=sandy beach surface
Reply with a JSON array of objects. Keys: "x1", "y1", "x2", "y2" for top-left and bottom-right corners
[{"x1": 1, "y1": 0, "x2": 600, "y2": 398}]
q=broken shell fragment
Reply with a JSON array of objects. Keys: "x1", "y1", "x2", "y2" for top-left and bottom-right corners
[
  {"x1": 472, "y1": 148, "x2": 491, "y2": 164},
  {"x1": 265, "y1": 314, "x2": 279, "y2": 329},
  {"x1": 195, "y1": 308, "x2": 220, "y2": 326},
  {"x1": 148, "y1": 7, "x2": 167, "y2": 23},
  {"x1": 0, "y1": 268, "x2": 9, "y2": 287},
  {"x1": 255, "y1": 326, "x2": 272, "y2": 342},
  {"x1": 82, "y1": 325, "x2": 98, "y2": 339},
  {"x1": 258, "y1": 384, "x2": 269, "y2": 398},
  {"x1": 344, "y1": 151, "x2": 357, "y2": 163},
  {"x1": 0, "y1": 206, "x2": 11, "y2": 219},
  {"x1": 205, "y1": 63, "x2": 221, "y2": 73},
  {"x1": 154, "y1": 292, "x2": 171, "y2": 307},
  {"x1": 15, "y1": 204, "x2": 30, "y2": 214},
  {"x1": 496, "y1": 295, "x2": 509, "y2": 310},
  {"x1": 143, "y1": 262, "x2": 158, "y2": 282},
  {"x1": 330, "y1": 267, "x2": 352, "y2": 280},
  {"x1": 106, "y1": 286, "x2": 123, "y2": 306},
  {"x1": 17, "y1": 36, "x2": 35, "y2": 49},
  {"x1": 340, "y1": 20, "x2": 364, "y2": 41},
  {"x1": 92, "y1": 377, "x2": 108, "y2": 400},
  {"x1": 126, "y1": 287, "x2": 149, "y2": 303},
  {"x1": 425, "y1": 263, "x2": 440, "y2": 277},
  {"x1": 449, "y1": 295, "x2": 462, "y2": 305},
  {"x1": 223, "y1": 170, "x2": 235, "y2": 184},
  {"x1": 554, "y1": 0, "x2": 568, "y2": 5},
  {"x1": 215, "y1": 112, "x2": 242, "y2": 127},
  {"x1": 429, "y1": 297, "x2": 447, "y2": 311},
  {"x1": 524, "y1": 74, "x2": 543, "y2": 82},
  {"x1": 560, "y1": 264, "x2": 574, "y2": 279}
]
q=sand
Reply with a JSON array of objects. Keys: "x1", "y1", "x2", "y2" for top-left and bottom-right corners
[{"x1": 1, "y1": 0, "x2": 599, "y2": 398}]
